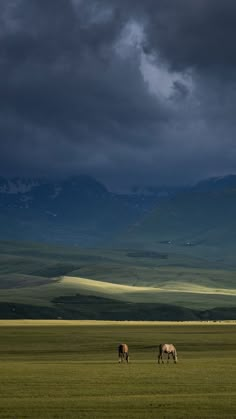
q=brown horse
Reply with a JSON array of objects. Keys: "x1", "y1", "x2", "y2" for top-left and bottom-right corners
[
  {"x1": 158, "y1": 344, "x2": 177, "y2": 363},
  {"x1": 118, "y1": 343, "x2": 129, "y2": 363}
]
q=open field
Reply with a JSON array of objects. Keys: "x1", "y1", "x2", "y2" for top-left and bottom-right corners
[{"x1": 0, "y1": 321, "x2": 236, "y2": 418}]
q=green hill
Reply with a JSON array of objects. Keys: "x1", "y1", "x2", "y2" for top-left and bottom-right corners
[{"x1": 0, "y1": 240, "x2": 235, "y2": 320}]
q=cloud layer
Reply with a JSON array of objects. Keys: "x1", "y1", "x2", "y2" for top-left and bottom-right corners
[{"x1": 1, "y1": 0, "x2": 236, "y2": 189}]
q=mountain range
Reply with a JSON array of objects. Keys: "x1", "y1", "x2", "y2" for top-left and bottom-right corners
[
  {"x1": 0, "y1": 175, "x2": 176, "y2": 246},
  {"x1": 1, "y1": 174, "x2": 236, "y2": 254}
]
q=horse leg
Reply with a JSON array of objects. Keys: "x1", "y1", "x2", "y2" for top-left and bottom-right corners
[
  {"x1": 158, "y1": 352, "x2": 163, "y2": 363},
  {"x1": 167, "y1": 353, "x2": 170, "y2": 363}
]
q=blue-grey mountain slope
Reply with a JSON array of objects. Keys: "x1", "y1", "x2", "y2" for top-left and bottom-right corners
[
  {"x1": 121, "y1": 175, "x2": 236, "y2": 265},
  {"x1": 0, "y1": 175, "x2": 168, "y2": 246}
]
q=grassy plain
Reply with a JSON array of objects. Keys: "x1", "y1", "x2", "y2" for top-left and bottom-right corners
[{"x1": 0, "y1": 321, "x2": 236, "y2": 418}]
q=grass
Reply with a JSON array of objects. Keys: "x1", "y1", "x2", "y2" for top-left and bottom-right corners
[{"x1": 0, "y1": 321, "x2": 236, "y2": 418}]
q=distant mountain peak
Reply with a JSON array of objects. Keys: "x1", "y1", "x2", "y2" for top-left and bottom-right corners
[
  {"x1": 0, "y1": 177, "x2": 39, "y2": 194},
  {"x1": 193, "y1": 174, "x2": 236, "y2": 192}
]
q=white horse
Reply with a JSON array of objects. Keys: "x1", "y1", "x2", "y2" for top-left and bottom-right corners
[{"x1": 158, "y1": 344, "x2": 177, "y2": 363}]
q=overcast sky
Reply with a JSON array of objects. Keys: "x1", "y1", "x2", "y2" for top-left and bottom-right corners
[{"x1": 1, "y1": 0, "x2": 236, "y2": 190}]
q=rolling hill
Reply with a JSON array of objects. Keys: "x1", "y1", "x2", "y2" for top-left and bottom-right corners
[{"x1": 0, "y1": 240, "x2": 236, "y2": 320}]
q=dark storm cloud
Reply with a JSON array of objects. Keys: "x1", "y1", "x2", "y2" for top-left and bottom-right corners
[
  {"x1": 101, "y1": 0, "x2": 236, "y2": 72},
  {"x1": 147, "y1": 0, "x2": 236, "y2": 72},
  {"x1": 1, "y1": 0, "x2": 236, "y2": 189}
]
